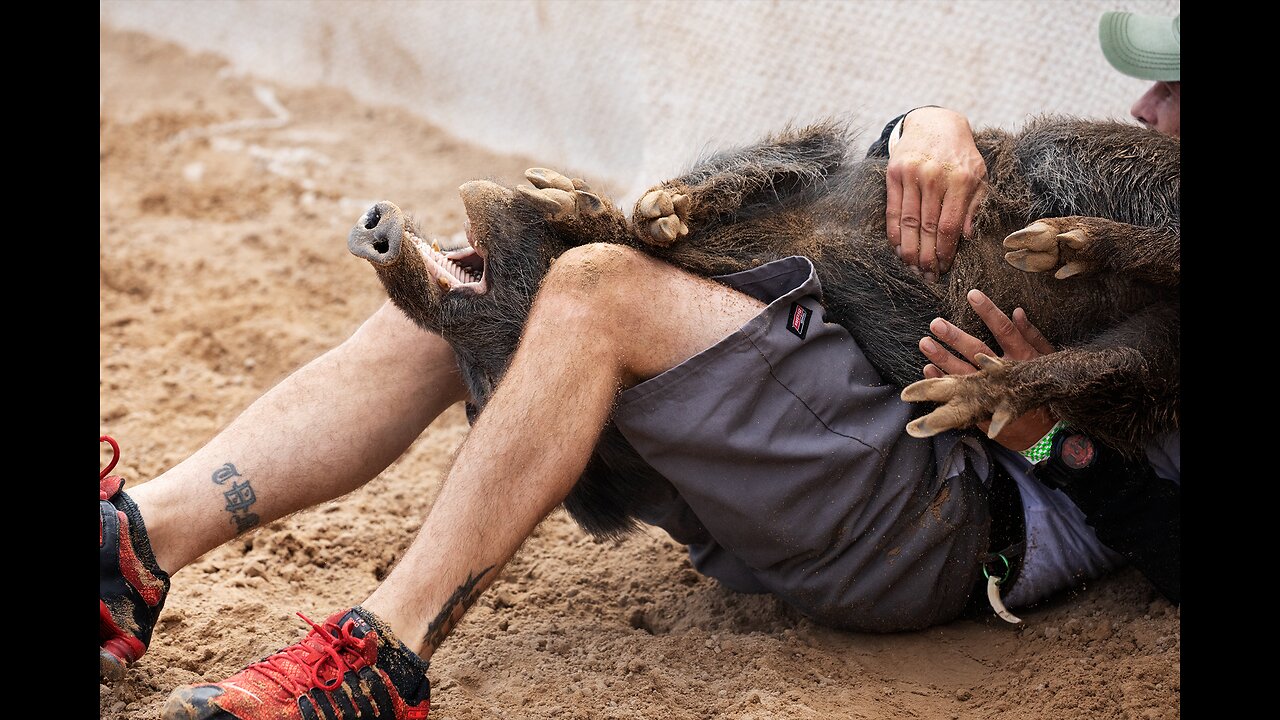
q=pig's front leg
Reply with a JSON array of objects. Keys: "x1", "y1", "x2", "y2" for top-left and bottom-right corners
[
  {"x1": 633, "y1": 121, "x2": 849, "y2": 247},
  {"x1": 901, "y1": 303, "x2": 1178, "y2": 453},
  {"x1": 517, "y1": 167, "x2": 633, "y2": 246}
]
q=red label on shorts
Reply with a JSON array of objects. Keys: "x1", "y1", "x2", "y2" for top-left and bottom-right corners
[{"x1": 787, "y1": 302, "x2": 812, "y2": 339}]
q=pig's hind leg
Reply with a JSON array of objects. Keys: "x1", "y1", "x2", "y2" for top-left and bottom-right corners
[{"x1": 1003, "y1": 216, "x2": 1179, "y2": 287}]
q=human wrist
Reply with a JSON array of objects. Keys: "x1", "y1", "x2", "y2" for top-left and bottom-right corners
[
  {"x1": 1030, "y1": 428, "x2": 1152, "y2": 510},
  {"x1": 887, "y1": 105, "x2": 944, "y2": 157},
  {"x1": 989, "y1": 407, "x2": 1057, "y2": 454},
  {"x1": 1018, "y1": 421, "x2": 1063, "y2": 462}
]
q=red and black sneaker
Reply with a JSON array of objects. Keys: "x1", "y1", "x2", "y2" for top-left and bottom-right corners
[
  {"x1": 162, "y1": 607, "x2": 431, "y2": 720},
  {"x1": 100, "y1": 435, "x2": 171, "y2": 681}
]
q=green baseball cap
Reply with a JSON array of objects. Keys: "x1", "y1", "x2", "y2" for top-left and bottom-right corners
[{"x1": 1098, "y1": 11, "x2": 1180, "y2": 81}]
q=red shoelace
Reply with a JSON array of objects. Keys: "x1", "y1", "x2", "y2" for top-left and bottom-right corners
[
  {"x1": 245, "y1": 613, "x2": 372, "y2": 699},
  {"x1": 101, "y1": 435, "x2": 120, "y2": 479}
]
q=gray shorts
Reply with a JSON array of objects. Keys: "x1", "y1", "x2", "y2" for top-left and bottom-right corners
[{"x1": 612, "y1": 256, "x2": 990, "y2": 632}]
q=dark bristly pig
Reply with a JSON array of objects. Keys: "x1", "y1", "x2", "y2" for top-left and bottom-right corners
[{"x1": 348, "y1": 115, "x2": 1178, "y2": 538}]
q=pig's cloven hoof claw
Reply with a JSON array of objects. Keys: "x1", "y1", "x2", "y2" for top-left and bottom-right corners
[
  {"x1": 635, "y1": 188, "x2": 690, "y2": 247},
  {"x1": 1003, "y1": 219, "x2": 1097, "y2": 279},
  {"x1": 520, "y1": 168, "x2": 609, "y2": 221},
  {"x1": 526, "y1": 167, "x2": 575, "y2": 192},
  {"x1": 900, "y1": 356, "x2": 1030, "y2": 439},
  {"x1": 517, "y1": 184, "x2": 575, "y2": 219}
]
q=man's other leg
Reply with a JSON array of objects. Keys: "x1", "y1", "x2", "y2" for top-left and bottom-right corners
[
  {"x1": 162, "y1": 243, "x2": 764, "y2": 720},
  {"x1": 127, "y1": 300, "x2": 469, "y2": 575},
  {"x1": 102, "y1": 300, "x2": 467, "y2": 680}
]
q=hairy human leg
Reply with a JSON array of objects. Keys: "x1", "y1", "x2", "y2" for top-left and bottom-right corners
[
  {"x1": 158, "y1": 245, "x2": 763, "y2": 718},
  {"x1": 360, "y1": 243, "x2": 764, "y2": 659},
  {"x1": 126, "y1": 299, "x2": 468, "y2": 576}
]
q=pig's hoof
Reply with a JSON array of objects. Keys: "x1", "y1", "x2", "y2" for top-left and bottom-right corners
[
  {"x1": 635, "y1": 188, "x2": 690, "y2": 247},
  {"x1": 526, "y1": 167, "x2": 575, "y2": 192},
  {"x1": 518, "y1": 168, "x2": 609, "y2": 221},
  {"x1": 901, "y1": 377, "x2": 980, "y2": 437},
  {"x1": 901, "y1": 355, "x2": 1025, "y2": 439},
  {"x1": 1003, "y1": 219, "x2": 1096, "y2": 280}
]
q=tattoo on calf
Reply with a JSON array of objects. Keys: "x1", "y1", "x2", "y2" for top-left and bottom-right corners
[
  {"x1": 212, "y1": 463, "x2": 260, "y2": 533},
  {"x1": 424, "y1": 565, "x2": 495, "y2": 652}
]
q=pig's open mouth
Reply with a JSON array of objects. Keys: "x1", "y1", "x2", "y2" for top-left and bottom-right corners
[{"x1": 410, "y1": 220, "x2": 489, "y2": 295}]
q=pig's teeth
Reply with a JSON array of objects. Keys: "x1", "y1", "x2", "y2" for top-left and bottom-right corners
[
  {"x1": 411, "y1": 233, "x2": 481, "y2": 286},
  {"x1": 455, "y1": 265, "x2": 475, "y2": 283}
]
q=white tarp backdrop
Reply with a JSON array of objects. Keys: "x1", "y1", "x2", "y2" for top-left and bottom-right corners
[{"x1": 101, "y1": 0, "x2": 1179, "y2": 200}]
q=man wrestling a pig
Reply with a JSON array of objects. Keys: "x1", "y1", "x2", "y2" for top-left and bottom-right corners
[{"x1": 101, "y1": 10, "x2": 1180, "y2": 719}]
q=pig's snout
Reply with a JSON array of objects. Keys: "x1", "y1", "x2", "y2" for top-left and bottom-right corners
[{"x1": 349, "y1": 201, "x2": 406, "y2": 266}]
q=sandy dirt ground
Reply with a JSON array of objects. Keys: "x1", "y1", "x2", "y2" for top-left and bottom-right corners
[{"x1": 99, "y1": 26, "x2": 1179, "y2": 720}]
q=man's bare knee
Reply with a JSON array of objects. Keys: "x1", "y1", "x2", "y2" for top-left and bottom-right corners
[
  {"x1": 540, "y1": 243, "x2": 693, "y2": 316},
  {"x1": 543, "y1": 243, "x2": 660, "y2": 296},
  {"x1": 535, "y1": 244, "x2": 691, "y2": 341},
  {"x1": 532, "y1": 243, "x2": 761, "y2": 381}
]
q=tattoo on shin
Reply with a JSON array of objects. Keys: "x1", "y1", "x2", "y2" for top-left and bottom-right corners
[
  {"x1": 212, "y1": 463, "x2": 259, "y2": 533},
  {"x1": 423, "y1": 565, "x2": 495, "y2": 652}
]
